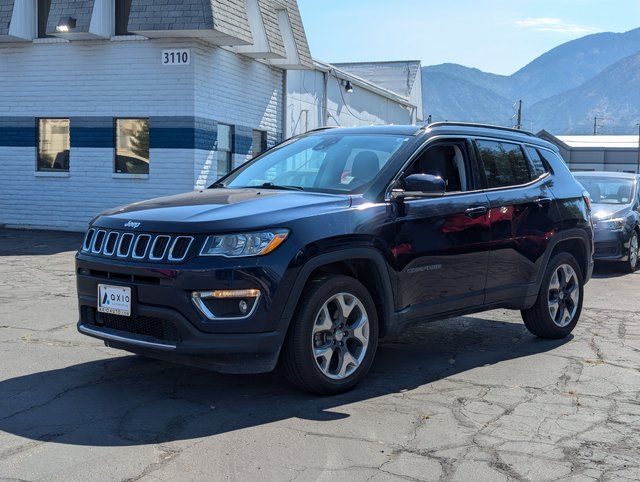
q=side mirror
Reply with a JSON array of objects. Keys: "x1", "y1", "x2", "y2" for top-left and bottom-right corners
[{"x1": 393, "y1": 174, "x2": 446, "y2": 199}]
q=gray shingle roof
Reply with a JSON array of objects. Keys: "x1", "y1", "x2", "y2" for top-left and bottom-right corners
[
  {"x1": 0, "y1": 0, "x2": 15, "y2": 37},
  {"x1": 257, "y1": 0, "x2": 286, "y2": 58},
  {"x1": 46, "y1": 0, "x2": 94, "y2": 35},
  {"x1": 333, "y1": 61, "x2": 422, "y2": 99}
]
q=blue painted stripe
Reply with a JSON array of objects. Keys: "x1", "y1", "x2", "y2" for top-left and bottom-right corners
[{"x1": 0, "y1": 116, "x2": 280, "y2": 152}]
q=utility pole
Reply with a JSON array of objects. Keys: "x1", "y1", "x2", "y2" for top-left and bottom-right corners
[
  {"x1": 594, "y1": 117, "x2": 598, "y2": 135},
  {"x1": 515, "y1": 100, "x2": 523, "y2": 130},
  {"x1": 636, "y1": 123, "x2": 640, "y2": 174}
]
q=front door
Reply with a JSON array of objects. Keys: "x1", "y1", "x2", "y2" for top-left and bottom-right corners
[{"x1": 393, "y1": 139, "x2": 491, "y2": 321}]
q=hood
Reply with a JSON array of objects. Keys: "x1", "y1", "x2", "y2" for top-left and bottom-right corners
[
  {"x1": 591, "y1": 204, "x2": 631, "y2": 220},
  {"x1": 94, "y1": 188, "x2": 352, "y2": 233}
]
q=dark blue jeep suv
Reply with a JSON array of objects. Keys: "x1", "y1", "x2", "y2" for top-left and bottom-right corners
[{"x1": 76, "y1": 123, "x2": 594, "y2": 394}]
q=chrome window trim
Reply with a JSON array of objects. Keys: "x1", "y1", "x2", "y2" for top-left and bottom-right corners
[
  {"x1": 91, "y1": 230, "x2": 107, "y2": 254},
  {"x1": 384, "y1": 134, "x2": 556, "y2": 201},
  {"x1": 149, "y1": 235, "x2": 171, "y2": 261},
  {"x1": 168, "y1": 236, "x2": 194, "y2": 262},
  {"x1": 78, "y1": 324, "x2": 177, "y2": 351},
  {"x1": 117, "y1": 232, "x2": 135, "y2": 258},
  {"x1": 131, "y1": 234, "x2": 152, "y2": 259},
  {"x1": 103, "y1": 231, "x2": 120, "y2": 256},
  {"x1": 191, "y1": 291, "x2": 262, "y2": 321}
]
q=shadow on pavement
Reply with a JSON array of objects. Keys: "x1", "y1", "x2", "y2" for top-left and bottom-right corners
[
  {"x1": 0, "y1": 229, "x2": 83, "y2": 257},
  {"x1": 591, "y1": 262, "x2": 634, "y2": 279},
  {"x1": 0, "y1": 315, "x2": 571, "y2": 447}
]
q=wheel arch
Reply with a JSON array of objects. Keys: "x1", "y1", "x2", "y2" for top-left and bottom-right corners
[{"x1": 281, "y1": 248, "x2": 396, "y2": 338}]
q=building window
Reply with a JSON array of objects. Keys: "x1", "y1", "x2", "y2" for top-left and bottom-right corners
[
  {"x1": 217, "y1": 124, "x2": 234, "y2": 177},
  {"x1": 37, "y1": 119, "x2": 70, "y2": 172},
  {"x1": 252, "y1": 130, "x2": 268, "y2": 157},
  {"x1": 115, "y1": 119, "x2": 150, "y2": 174},
  {"x1": 37, "y1": 0, "x2": 52, "y2": 38},
  {"x1": 115, "y1": 0, "x2": 132, "y2": 36}
]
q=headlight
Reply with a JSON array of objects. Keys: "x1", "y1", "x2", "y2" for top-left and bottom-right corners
[
  {"x1": 200, "y1": 230, "x2": 289, "y2": 258},
  {"x1": 596, "y1": 218, "x2": 625, "y2": 231}
]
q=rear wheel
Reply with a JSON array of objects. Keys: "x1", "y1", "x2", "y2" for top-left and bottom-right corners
[
  {"x1": 521, "y1": 252, "x2": 584, "y2": 339},
  {"x1": 282, "y1": 275, "x2": 378, "y2": 395}
]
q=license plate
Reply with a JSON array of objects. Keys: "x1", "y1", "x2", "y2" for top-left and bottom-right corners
[{"x1": 97, "y1": 285, "x2": 132, "y2": 317}]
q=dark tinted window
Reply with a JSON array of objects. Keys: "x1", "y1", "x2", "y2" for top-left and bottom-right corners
[
  {"x1": 37, "y1": 0, "x2": 52, "y2": 38},
  {"x1": 406, "y1": 142, "x2": 471, "y2": 193},
  {"x1": 115, "y1": 0, "x2": 132, "y2": 35},
  {"x1": 477, "y1": 140, "x2": 531, "y2": 188},
  {"x1": 525, "y1": 146, "x2": 548, "y2": 178}
]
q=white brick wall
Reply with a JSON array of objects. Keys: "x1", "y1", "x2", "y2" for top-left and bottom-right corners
[{"x1": 0, "y1": 38, "x2": 285, "y2": 231}]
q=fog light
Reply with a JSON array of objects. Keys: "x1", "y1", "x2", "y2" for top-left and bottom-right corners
[{"x1": 192, "y1": 289, "x2": 261, "y2": 320}]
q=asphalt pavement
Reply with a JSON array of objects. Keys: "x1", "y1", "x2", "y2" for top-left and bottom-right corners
[{"x1": 0, "y1": 228, "x2": 638, "y2": 481}]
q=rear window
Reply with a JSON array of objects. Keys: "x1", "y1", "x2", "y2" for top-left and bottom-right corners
[{"x1": 476, "y1": 140, "x2": 531, "y2": 188}]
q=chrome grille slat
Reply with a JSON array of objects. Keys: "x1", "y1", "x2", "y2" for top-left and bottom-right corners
[
  {"x1": 168, "y1": 236, "x2": 194, "y2": 262},
  {"x1": 82, "y1": 230, "x2": 193, "y2": 263}
]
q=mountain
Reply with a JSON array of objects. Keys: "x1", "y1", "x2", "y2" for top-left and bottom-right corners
[
  {"x1": 529, "y1": 51, "x2": 640, "y2": 134},
  {"x1": 421, "y1": 71, "x2": 513, "y2": 124},
  {"x1": 422, "y1": 27, "x2": 640, "y2": 133}
]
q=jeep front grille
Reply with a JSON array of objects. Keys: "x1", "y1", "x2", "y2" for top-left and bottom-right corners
[{"x1": 81, "y1": 228, "x2": 194, "y2": 263}]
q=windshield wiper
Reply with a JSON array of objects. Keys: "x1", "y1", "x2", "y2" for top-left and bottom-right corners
[{"x1": 258, "y1": 183, "x2": 305, "y2": 191}]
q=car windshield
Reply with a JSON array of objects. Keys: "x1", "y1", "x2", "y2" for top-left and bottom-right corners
[
  {"x1": 576, "y1": 176, "x2": 636, "y2": 205},
  {"x1": 218, "y1": 133, "x2": 411, "y2": 194}
]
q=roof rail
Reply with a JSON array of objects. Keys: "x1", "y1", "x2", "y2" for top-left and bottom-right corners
[
  {"x1": 425, "y1": 122, "x2": 537, "y2": 138},
  {"x1": 305, "y1": 126, "x2": 340, "y2": 133}
]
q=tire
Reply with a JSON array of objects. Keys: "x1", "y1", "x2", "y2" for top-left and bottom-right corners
[
  {"x1": 521, "y1": 252, "x2": 584, "y2": 339},
  {"x1": 281, "y1": 274, "x2": 379, "y2": 395},
  {"x1": 620, "y1": 230, "x2": 639, "y2": 273}
]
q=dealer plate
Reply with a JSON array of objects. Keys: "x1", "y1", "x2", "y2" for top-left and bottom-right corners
[{"x1": 97, "y1": 285, "x2": 132, "y2": 317}]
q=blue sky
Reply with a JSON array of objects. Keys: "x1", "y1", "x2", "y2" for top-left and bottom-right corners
[{"x1": 297, "y1": 0, "x2": 640, "y2": 75}]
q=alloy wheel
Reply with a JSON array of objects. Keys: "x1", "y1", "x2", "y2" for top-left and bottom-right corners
[
  {"x1": 548, "y1": 264, "x2": 580, "y2": 327},
  {"x1": 630, "y1": 234, "x2": 639, "y2": 269},
  {"x1": 311, "y1": 293, "x2": 370, "y2": 380}
]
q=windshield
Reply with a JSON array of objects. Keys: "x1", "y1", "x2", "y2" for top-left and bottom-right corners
[
  {"x1": 218, "y1": 133, "x2": 411, "y2": 194},
  {"x1": 576, "y1": 176, "x2": 636, "y2": 205}
]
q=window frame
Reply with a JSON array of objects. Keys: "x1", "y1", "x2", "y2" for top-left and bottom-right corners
[
  {"x1": 114, "y1": 117, "x2": 150, "y2": 175},
  {"x1": 36, "y1": 117, "x2": 71, "y2": 172},
  {"x1": 471, "y1": 137, "x2": 553, "y2": 192},
  {"x1": 385, "y1": 136, "x2": 484, "y2": 200}
]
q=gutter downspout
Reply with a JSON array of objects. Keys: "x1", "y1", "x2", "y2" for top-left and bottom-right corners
[{"x1": 322, "y1": 70, "x2": 329, "y2": 127}]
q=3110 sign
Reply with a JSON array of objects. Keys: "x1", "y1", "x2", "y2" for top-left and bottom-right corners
[{"x1": 162, "y1": 49, "x2": 190, "y2": 66}]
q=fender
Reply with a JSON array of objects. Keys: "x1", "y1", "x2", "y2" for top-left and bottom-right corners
[
  {"x1": 278, "y1": 247, "x2": 396, "y2": 337},
  {"x1": 525, "y1": 228, "x2": 593, "y2": 304}
]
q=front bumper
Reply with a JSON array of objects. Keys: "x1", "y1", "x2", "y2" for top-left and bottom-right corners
[
  {"x1": 593, "y1": 229, "x2": 628, "y2": 261},
  {"x1": 75, "y1": 252, "x2": 298, "y2": 373}
]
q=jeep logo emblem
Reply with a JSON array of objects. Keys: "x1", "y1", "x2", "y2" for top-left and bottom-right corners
[{"x1": 124, "y1": 221, "x2": 141, "y2": 229}]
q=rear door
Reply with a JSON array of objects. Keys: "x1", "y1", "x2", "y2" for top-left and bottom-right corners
[
  {"x1": 393, "y1": 138, "x2": 491, "y2": 320},
  {"x1": 475, "y1": 139, "x2": 557, "y2": 304}
]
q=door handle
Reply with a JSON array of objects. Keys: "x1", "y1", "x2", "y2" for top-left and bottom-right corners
[
  {"x1": 465, "y1": 206, "x2": 488, "y2": 218},
  {"x1": 535, "y1": 197, "x2": 552, "y2": 207}
]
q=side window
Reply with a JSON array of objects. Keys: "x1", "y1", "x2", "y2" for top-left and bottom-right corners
[
  {"x1": 405, "y1": 142, "x2": 471, "y2": 193},
  {"x1": 525, "y1": 146, "x2": 549, "y2": 178},
  {"x1": 217, "y1": 124, "x2": 234, "y2": 177},
  {"x1": 477, "y1": 140, "x2": 531, "y2": 188}
]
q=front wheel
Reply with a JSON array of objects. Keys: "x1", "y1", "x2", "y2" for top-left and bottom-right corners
[
  {"x1": 281, "y1": 275, "x2": 378, "y2": 395},
  {"x1": 620, "y1": 231, "x2": 639, "y2": 273},
  {"x1": 521, "y1": 252, "x2": 584, "y2": 339}
]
